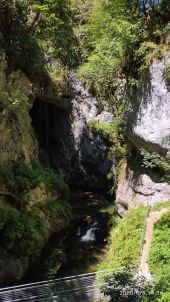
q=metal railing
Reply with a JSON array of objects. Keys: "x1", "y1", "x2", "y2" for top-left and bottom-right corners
[{"x1": 0, "y1": 268, "x2": 124, "y2": 302}]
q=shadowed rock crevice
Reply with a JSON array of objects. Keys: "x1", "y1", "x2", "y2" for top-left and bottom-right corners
[{"x1": 30, "y1": 73, "x2": 115, "y2": 193}]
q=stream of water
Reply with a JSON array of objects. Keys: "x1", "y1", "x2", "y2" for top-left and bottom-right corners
[
  {"x1": 25, "y1": 190, "x2": 114, "y2": 281},
  {"x1": 56, "y1": 190, "x2": 114, "y2": 278}
]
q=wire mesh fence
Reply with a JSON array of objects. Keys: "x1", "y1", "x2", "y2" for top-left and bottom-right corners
[{"x1": 0, "y1": 268, "x2": 132, "y2": 302}]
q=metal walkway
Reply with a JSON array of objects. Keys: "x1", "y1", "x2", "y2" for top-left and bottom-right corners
[{"x1": 0, "y1": 270, "x2": 116, "y2": 302}]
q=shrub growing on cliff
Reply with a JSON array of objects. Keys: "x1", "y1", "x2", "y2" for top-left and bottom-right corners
[
  {"x1": 43, "y1": 201, "x2": 72, "y2": 229},
  {"x1": 0, "y1": 160, "x2": 69, "y2": 200},
  {"x1": 1, "y1": 200, "x2": 71, "y2": 257},
  {"x1": 87, "y1": 118, "x2": 127, "y2": 160},
  {"x1": 1, "y1": 208, "x2": 48, "y2": 256},
  {"x1": 140, "y1": 149, "x2": 170, "y2": 183}
]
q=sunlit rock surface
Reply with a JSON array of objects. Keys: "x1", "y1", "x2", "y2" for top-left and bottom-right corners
[
  {"x1": 127, "y1": 55, "x2": 170, "y2": 157},
  {"x1": 116, "y1": 161, "x2": 170, "y2": 216},
  {"x1": 116, "y1": 56, "x2": 170, "y2": 213}
]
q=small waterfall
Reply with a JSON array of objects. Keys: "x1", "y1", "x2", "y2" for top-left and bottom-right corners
[
  {"x1": 81, "y1": 228, "x2": 96, "y2": 242},
  {"x1": 81, "y1": 220, "x2": 99, "y2": 243}
]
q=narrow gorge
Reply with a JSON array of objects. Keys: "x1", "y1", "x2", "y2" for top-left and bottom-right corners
[{"x1": 0, "y1": 1, "x2": 170, "y2": 302}]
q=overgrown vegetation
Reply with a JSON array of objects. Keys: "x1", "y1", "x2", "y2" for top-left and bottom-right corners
[
  {"x1": 97, "y1": 206, "x2": 148, "y2": 273},
  {"x1": 87, "y1": 119, "x2": 127, "y2": 161},
  {"x1": 149, "y1": 211, "x2": 170, "y2": 301},
  {"x1": 140, "y1": 149, "x2": 170, "y2": 183},
  {"x1": 0, "y1": 200, "x2": 71, "y2": 257},
  {"x1": 1, "y1": 0, "x2": 169, "y2": 105},
  {"x1": 97, "y1": 204, "x2": 170, "y2": 302},
  {"x1": 0, "y1": 0, "x2": 77, "y2": 83},
  {"x1": 101, "y1": 269, "x2": 157, "y2": 302},
  {"x1": 0, "y1": 159, "x2": 71, "y2": 260},
  {"x1": 77, "y1": 0, "x2": 170, "y2": 107},
  {"x1": 0, "y1": 89, "x2": 31, "y2": 111},
  {"x1": 0, "y1": 160, "x2": 69, "y2": 201},
  {"x1": 0, "y1": 0, "x2": 170, "y2": 291}
]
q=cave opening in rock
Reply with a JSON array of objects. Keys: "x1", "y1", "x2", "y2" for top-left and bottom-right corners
[
  {"x1": 30, "y1": 99, "x2": 73, "y2": 170},
  {"x1": 30, "y1": 98, "x2": 115, "y2": 193}
]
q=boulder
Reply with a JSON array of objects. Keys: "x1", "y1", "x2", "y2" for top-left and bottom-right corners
[{"x1": 116, "y1": 161, "x2": 170, "y2": 216}]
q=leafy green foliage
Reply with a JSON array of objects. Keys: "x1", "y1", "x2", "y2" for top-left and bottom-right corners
[
  {"x1": 43, "y1": 201, "x2": 71, "y2": 228},
  {"x1": 0, "y1": 160, "x2": 69, "y2": 200},
  {"x1": 0, "y1": 159, "x2": 71, "y2": 259},
  {"x1": 77, "y1": 0, "x2": 170, "y2": 115},
  {"x1": 149, "y1": 211, "x2": 170, "y2": 301},
  {"x1": 0, "y1": 0, "x2": 46, "y2": 78},
  {"x1": 97, "y1": 206, "x2": 148, "y2": 273},
  {"x1": 77, "y1": 0, "x2": 148, "y2": 101},
  {"x1": 101, "y1": 269, "x2": 157, "y2": 302},
  {"x1": 31, "y1": 0, "x2": 77, "y2": 65},
  {"x1": 87, "y1": 118, "x2": 127, "y2": 161},
  {"x1": 2, "y1": 208, "x2": 47, "y2": 255},
  {"x1": 87, "y1": 119, "x2": 114, "y2": 137},
  {"x1": 140, "y1": 149, "x2": 170, "y2": 183},
  {"x1": 151, "y1": 201, "x2": 170, "y2": 212},
  {"x1": 98, "y1": 205, "x2": 170, "y2": 302},
  {"x1": 0, "y1": 89, "x2": 31, "y2": 111},
  {"x1": 0, "y1": 0, "x2": 77, "y2": 80},
  {"x1": 102, "y1": 270, "x2": 140, "y2": 302},
  {"x1": 136, "y1": 42, "x2": 168, "y2": 73},
  {"x1": 0, "y1": 200, "x2": 71, "y2": 257},
  {"x1": 141, "y1": 149, "x2": 170, "y2": 170}
]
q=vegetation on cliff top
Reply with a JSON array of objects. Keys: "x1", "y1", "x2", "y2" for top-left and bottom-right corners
[
  {"x1": 77, "y1": 0, "x2": 170, "y2": 107},
  {"x1": 1, "y1": 0, "x2": 169, "y2": 98}
]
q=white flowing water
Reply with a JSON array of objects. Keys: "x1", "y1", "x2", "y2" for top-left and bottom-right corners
[
  {"x1": 81, "y1": 220, "x2": 99, "y2": 242},
  {"x1": 81, "y1": 228, "x2": 96, "y2": 242}
]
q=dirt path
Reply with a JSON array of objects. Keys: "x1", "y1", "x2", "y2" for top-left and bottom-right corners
[{"x1": 139, "y1": 208, "x2": 168, "y2": 277}]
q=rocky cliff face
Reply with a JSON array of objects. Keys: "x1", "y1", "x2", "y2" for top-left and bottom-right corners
[
  {"x1": 31, "y1": 71, "x2": 115, "y2": 192},
  {"x1": 116, "y1": 55, "x2": 170, "y2": 215},
  {"x1": 0, "y1": 54, "x2": 38, "y2": 164},
  {"x1": 127, "y1": 55, "x2": 170, "y2": 157},
  {"x1": 0, "y1": 54, "x2": 71, "y2": 284}
]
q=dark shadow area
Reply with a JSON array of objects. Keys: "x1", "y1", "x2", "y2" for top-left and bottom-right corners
[{"x1": 30, "y1": 99, "x2": 114, "y2": 193}]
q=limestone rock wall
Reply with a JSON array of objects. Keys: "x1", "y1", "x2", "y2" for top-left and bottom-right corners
[
  {"x1": 116, "y1": 55, "x2": 170, "y2": 213},
  {"x1": 127, "y1": 55, "x2": 170, "y2": 157},
  {"x1": 116, "y1": 161, "x2": 170, "y2": 216}
]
